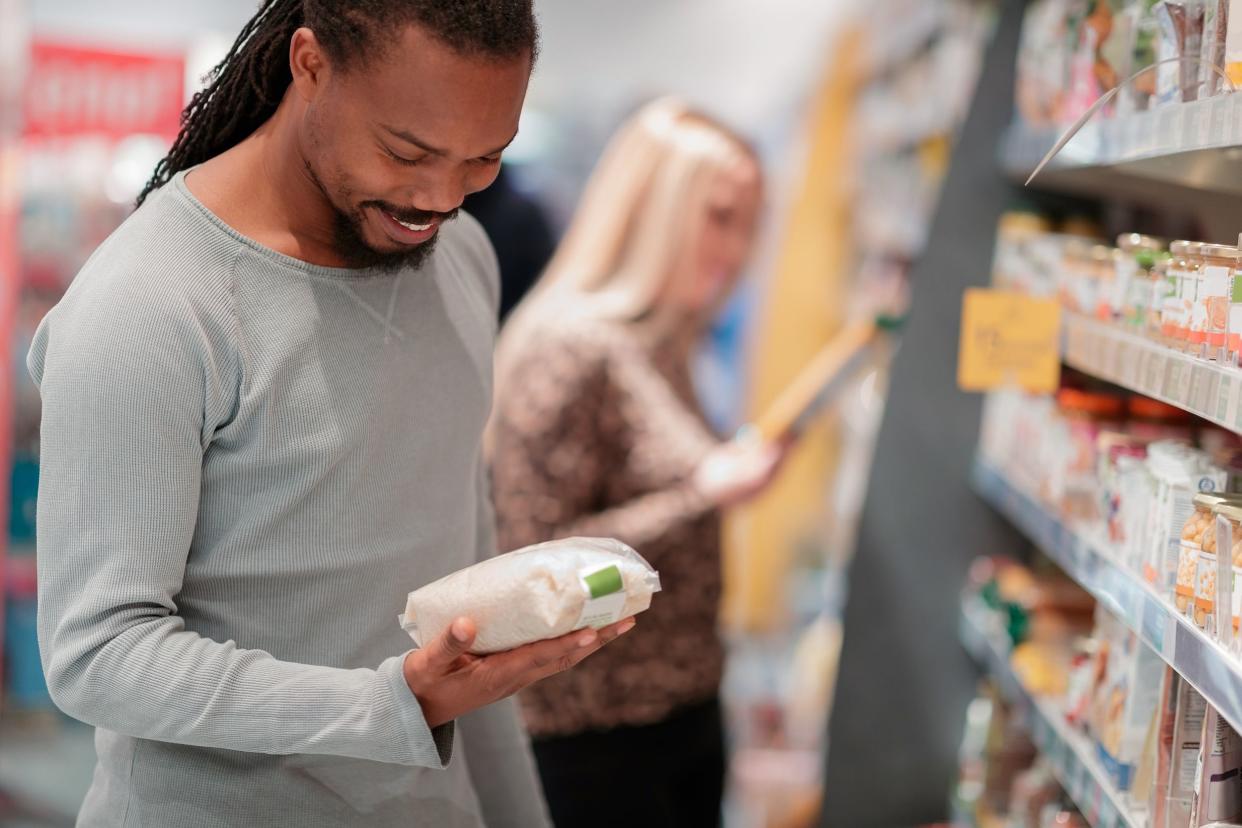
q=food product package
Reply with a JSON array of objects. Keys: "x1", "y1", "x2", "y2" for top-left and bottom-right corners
[
  {"x1": 1122, "y1": 0, "x2": 1164, "y2": 112},
  {"x1": 1151, "y1": 667, "x2": 1180, "y2": 827},
  {"x1": 1155, "y1": 1, "x2": 1207, "y2": 104},
  {"x1": 1192, "y1": 706, "x2": 1242, "y2": 825},
  {"x1": 1202, "y1": 0, "x2": 1231, "y2": 95},
  {"x1": 1170, "y1": 681, "x2": 1210, "y2": 828},
  {"x1": 398, "y1": 537, "x2": 660, "y2": 654},
  {"x1": 1096, "y1": 626, "x2": 1165, "y2": 791},
  {"x1": 1225, "y1": 0, "x2": 1242, "y2": 85}
]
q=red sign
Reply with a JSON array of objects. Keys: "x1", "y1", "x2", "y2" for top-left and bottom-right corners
[{"x1": 22, "y1": 41, "x2": 185, "y2": 140}]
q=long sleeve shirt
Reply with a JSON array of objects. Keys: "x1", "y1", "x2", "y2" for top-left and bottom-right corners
[
  {"x1": 489, "y1": 314, "x2": 725, "y2": 738},
  {"x1": 28, "y1": 171, "x2": 549, "y2": 828}
]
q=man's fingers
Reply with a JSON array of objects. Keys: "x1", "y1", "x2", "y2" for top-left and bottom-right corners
[{"x1": 423, "y1": 617, "x2": 476, "y2": 670}]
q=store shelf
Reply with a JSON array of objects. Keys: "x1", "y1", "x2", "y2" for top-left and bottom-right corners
[
  {"x1": 973, "y1": 459, "x2": 1242, "y2": 738},
  {"x1": 1062, "y1": 313, "x2": 1242, "y2": 436},
  {"x1": 1002, "y1": 94, "x2": 1242, "y2": 199},
  {"x1": 960, "y1": 599, "x2": 1142, "y2": 828}
]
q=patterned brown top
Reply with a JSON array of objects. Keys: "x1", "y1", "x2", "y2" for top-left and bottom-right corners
[{"x1": 489, "y1": 312, "x2": 724, "y2": 738}]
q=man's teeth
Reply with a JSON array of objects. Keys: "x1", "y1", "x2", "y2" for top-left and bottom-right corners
[{"x1": 394, "y1": 216, "x2": 433, "y2": 232}]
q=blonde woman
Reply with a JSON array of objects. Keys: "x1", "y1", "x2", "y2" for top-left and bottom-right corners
[{"x1": 489, "y1": 99, "x2": 785, "y2": 828}]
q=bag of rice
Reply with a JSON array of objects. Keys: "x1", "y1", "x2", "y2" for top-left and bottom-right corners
[{"x1": 398, "y1": 537, "x2": 661, "y2": 654}]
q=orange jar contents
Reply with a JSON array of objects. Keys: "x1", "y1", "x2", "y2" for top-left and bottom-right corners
[{"x1": 1195, "y1": 244, "x2": 1239, "y2": 360}]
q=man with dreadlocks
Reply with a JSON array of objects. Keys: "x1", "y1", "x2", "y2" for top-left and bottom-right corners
[{"x1": 26, "y1": 2, "x2": 633, "y2": 826}]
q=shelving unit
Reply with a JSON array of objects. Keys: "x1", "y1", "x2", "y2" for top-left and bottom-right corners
[
  {"x1": 973, "y1": 459, "x2": 1242, "y2": 739},
  {"x1": 1002, "y1": 94, "x2": 1242, "y2": 197},
  {"x1": 960, "y1": 598, "x2": 1142, "y2": 828},
  {"x1": 1061, "y1": 314, "x2": 1242, "y2": 433}
]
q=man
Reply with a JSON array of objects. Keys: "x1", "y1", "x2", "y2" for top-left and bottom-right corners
[{"x1": 29, "y1": 2, "x2": 632, "y2": 826}]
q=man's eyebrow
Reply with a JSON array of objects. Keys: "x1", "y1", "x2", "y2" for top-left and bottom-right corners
[{"x1": 380, "y1": 124, "x2": 518, "y2": 158}]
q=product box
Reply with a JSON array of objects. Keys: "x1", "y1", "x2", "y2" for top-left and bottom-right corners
[
  {"x1": 1225, "y1": 0, "x2": 1242, "y2": 86},
  {"x1": 1096, "y1": 627, "x2": 1167, "y2": 791},
  {"x1": 1192, "y1": 706, "x2": 1242, "y2": 825}
]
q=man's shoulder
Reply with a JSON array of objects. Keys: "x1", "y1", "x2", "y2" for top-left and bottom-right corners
[{"x1": 69, "y1": 182, "x2": 241, "y2": 309}]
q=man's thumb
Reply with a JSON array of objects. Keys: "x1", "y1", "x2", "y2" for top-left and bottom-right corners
[{"x1": 426, "y1": 617, "x2": 475, "y2": 666}]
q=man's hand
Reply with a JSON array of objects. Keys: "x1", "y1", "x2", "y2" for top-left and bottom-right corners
[{"x1": 403, "y1": 616, "x2": 636, "y2": 728}]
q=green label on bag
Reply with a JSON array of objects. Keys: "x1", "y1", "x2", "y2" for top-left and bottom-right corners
[{"x1": 584, "y1": 565, "x2": 623, "y2": 599}]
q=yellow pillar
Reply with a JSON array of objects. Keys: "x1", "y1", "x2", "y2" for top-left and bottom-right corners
[{"x1": 723, "y1": 30, "x2": 864, "y2": 633}]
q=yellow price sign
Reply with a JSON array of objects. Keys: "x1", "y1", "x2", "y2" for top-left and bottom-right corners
[{"x1": 957, "y1": 288, "x2": 1062, "y2": 393}]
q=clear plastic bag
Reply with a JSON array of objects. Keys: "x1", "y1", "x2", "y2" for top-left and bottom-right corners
[{"x1": 398, "y1": 537, "x2": 661, "y2": 654}]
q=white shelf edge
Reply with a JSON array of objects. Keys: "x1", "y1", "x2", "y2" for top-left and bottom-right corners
[
  {"x1": 973, "y1": 459, "x2": 1242, "y2": 739},
  {"x1": 1062, "y1": 313, "x2": 1242, "y2": 437},
  {"x1": 960, "y1": 599, "x2": 1144, "y2": 828},
  {"x1": 1001, "y1": 94, "x2": 1242, "y2": 178}
]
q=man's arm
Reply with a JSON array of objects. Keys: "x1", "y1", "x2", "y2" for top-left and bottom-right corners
[{"x1": 30, "y1": 282, "x2": 453, "y2": 767}]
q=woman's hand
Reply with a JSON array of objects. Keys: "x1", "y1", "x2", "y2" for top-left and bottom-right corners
[{"x1": 692, "y1": 437, "x2": 788, "y2": 508}]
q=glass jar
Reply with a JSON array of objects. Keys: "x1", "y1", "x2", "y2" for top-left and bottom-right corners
[
  {"x1": 1150, "y1": 256, "x2": 1172, "y2": 340},
  {"x1": 1092, "y1": 245, "x2": 1117, "y2": 322},
  {"x1": 1117, "y1": 234, "x2": 1165, "y2": 332},
  {"x1": 1194, "y1": 244, "x2": 1239, "y2": 361},
  {"x1": 1162, "y1": 241, "x2": 1191, "y2": 345},
  {"x1": 1230, "y1": 252, "x2": 1242, "y2": 367},
  {"x1": 1182, "y1": 492, "x2": 1241, "y2": 632},
  {"x1": 1060, "y1": 239, "x2": 1097, "y2": 316},
  {"x1": 1179, "y1": 242, "x2": 1205, "y2": 352}
]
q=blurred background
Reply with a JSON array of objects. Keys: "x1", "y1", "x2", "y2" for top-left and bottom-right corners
[{"x1": 12, "y1": 1, "x2": 1230, "y2": 827}]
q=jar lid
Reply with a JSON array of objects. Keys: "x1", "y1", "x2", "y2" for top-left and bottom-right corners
[
  {"x1": 1117, "y1": 233, "x2": 1165, "y2": 252},
  {"x1": 1195, "y1": 492, "x2": 1242, "y2": 510},
  {"x1": 1200, "y1": 244, "x2": 1242, "y2": 259},
  {"x1": 1186, "y1": 241, "x2": 1205, "y2": 256},
  {"x1": 1091, "y1": 245, "x2": 1115, "y2": 263},
  {"x1": 1170, "y1": 240, "x2": 1191, "y2": 256},
  {"x1": 1056, "y1": 388, "x2": 1125, "y2": 417},
  {"x1": 1129, "y1": 396, "x2": 1192, "y2": 421}
]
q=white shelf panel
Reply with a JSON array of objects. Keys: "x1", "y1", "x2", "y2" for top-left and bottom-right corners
[
  {"x1": 960, "y1": 599, "x2": 1144, "y2": 828},
  {"x1": 973, "y1": 460, "x2": 1242, "y2": 737},
  {"x1": 1002, "y1": 95, "x2": 1242, "y2": 198},
  {"x1": 1062, "y1": 314, "x2": 1242, "y2": 436}
]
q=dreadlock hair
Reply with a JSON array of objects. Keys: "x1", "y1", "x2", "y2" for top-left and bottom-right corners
[{"x1": 136, "y1": 0, "x2": 538, "y2": 207}]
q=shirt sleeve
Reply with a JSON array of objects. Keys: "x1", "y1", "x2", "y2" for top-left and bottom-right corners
[
  {"x1": 456, "y1": 459, "x2": 551, "y2": 828},
  {"x1": 491, "y1": 333, "x2": 714, "y2": 557},
  {"x1": 29, "y1": 279, "x2": 452, "y2": 768}
]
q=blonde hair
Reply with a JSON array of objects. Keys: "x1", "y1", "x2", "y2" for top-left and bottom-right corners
[{"x1": 502, "y1": 98, "x2": 760, "y2": 338}]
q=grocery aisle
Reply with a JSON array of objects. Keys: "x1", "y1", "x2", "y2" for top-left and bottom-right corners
[{"x1": 829, "y1": 0, "x2": 1242, "y2": 826}]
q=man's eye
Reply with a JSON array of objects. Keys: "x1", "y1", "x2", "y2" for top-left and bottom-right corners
[{"x1": 385, "y1": 148, "x2": 425, "y2": 167}]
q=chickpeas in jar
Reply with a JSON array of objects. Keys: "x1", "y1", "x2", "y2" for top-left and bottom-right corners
[
  {"x1": 1195, "y1": 244, "x2": 1240, "y2": 361},
  {"x1": 1177, "y1": 495, "x2": 1216, "y2": 618}
]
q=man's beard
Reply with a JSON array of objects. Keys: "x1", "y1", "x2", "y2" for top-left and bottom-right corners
[{"x1": 307, "y1": 163, "x2": 456, "y2": 275}]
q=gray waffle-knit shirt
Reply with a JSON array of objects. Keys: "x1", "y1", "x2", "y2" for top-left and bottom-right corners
[{"x1": 27, "y1": 171, "x2": 550, "y2": 827}]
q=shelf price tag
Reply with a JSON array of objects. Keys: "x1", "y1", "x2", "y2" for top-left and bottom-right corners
[
  {"x1": 1147, "y1": 353, "x2": 1166, "y2": 395},
  {"x1": 1231, "y1": 95, "x2": 1242, "y2": 145},
  {"x1": 1121, "y1": 343, "x2": 1139, "y2": 386},
  {"x1": 1187, "y1": 103, "x2": 1205, "y2": 149},
  {"x1": 958, "y1": 289, "x2": 1062, "y2": 393},
  {"x1": 1158, "y1": 107, "x2": 1177, "y2": 148},
  {"x1": 1165, "y1": 359, "x2": 1183, "y2": 399},
  {"x1": 1194, "y1": 366, "x2": 1214, "y2": 413},
  {"x1": 1211, "y1": 97, "x2": 1230, "y2": 148},
  {"x1": 1219, "y1": 375, "x2": 1233, "y2": 423}
]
